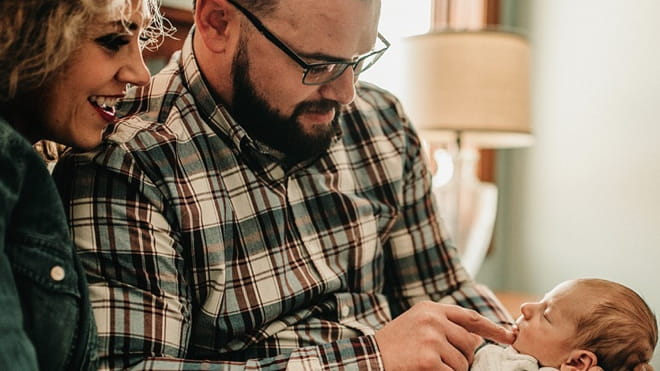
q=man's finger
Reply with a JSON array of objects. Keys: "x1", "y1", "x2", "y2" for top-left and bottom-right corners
[
  {"x1": 443, "y1": 319, "x2": 483, "y2": 363},
  {"x1": 443, "y1": 305, "x2": 516, "y2": 344},
  {"x1": 437, "y1": 339, "x2": 469, "y2": 371}
]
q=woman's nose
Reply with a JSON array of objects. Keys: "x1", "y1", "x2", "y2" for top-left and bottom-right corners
[{"x1": 116, "y1": 43, "x2": 150, "y2": 87}]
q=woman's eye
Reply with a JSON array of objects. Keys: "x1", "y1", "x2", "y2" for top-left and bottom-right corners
[
  {"x1": 138, "y1": 34, "x2": 152, "y2": 49},
  {"x1": 95, "y1": 34, "x2": 130, "y2": 52}
]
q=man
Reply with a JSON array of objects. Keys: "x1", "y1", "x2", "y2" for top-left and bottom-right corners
[{"x1": 56, "y1": 0, "x2": 515, "y2": 369}]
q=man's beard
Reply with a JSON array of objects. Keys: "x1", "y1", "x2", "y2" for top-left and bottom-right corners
[{"x1": 229, "y1": 40, "x2": 341, "y2": 164}]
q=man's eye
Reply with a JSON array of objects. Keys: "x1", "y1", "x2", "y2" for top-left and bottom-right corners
[
  {"x1": 308, "y1": 64, "x2": 336, "y2": 76},
  {"x1": 95, "y1": 34, "x2": 130, "y2": 52}
]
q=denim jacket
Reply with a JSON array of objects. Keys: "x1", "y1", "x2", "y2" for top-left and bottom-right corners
[{"x1": 0, "y1": 116, "x2": 98, "y2": 370}]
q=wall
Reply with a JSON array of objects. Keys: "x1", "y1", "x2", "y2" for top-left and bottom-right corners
[
  {"x1": 161, "y1": 0, "x2": 191, "y2": 10},
  {"x1": 478, "y1": 0, "x2": 660, "y2": 366}
]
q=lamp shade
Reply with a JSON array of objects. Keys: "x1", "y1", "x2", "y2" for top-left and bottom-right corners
[{"x1": 402, "y1": 30, "x2": 532, "y2": 148}]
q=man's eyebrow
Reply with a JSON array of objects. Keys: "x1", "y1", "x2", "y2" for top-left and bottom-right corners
[{"x1": 300, "y1": 52, "x2": 351, "y2": 63}]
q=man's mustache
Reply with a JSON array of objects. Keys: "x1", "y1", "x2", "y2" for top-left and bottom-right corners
[{"x1": 294, "y1": 99, "x2": 341, "y2": 117}]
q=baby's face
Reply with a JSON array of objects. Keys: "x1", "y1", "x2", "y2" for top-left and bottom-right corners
[{"x1": 512, "y1": 280, "x2": 593, "y2": 368}]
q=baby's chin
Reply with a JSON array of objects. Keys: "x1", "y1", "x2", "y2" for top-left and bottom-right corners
[
  {"x1": 511, "y1": 326, "x2": 520, "y2": 344},
  {"x1": 509, "y1": 327, "x2": 524, "y2": 352}
]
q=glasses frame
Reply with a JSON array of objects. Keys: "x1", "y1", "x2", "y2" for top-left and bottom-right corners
[{"x1": 226, "y1": 0, "x2": 390, "y2": 85}]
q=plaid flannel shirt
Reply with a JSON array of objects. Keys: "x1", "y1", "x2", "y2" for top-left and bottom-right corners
[{"x1": 56, "y1": 32, "x2": 510, "y2": 370}]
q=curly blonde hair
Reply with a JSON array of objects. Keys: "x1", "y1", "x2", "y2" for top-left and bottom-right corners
[
  {"x1": 572, "y1": 279, "x2": 657, "y2": 371},
  {"x1": 0, "y1": 0, "x2": 169, "y2": 102}
]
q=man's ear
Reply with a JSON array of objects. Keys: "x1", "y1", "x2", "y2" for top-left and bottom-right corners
[
  {"x1": 559, "y1": 349, "x2": 599, "y2": 371},
  {"x1": 194, "y1": 0, "x2": 237, "y2": 53}
]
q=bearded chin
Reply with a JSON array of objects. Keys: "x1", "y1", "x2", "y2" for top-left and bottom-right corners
[{"x1": 229, "y1": 43, "x2": 340, "y2": 164}]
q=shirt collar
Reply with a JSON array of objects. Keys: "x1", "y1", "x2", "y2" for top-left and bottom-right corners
[{"x1": 180, "y1": 27, "x2": 252, "y2": 154}]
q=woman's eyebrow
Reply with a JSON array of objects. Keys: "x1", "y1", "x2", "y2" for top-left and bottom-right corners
[
  {"x1": 100, "y1": 19, "x2": 141, "y2": 33},
  {"x1": 112, "y1": 20, "x2": 140, "y2": 31}
]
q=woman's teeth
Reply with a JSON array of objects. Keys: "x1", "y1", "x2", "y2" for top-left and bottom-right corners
[{"x1": 88, "y1": 96, "x2": 120, "y2": 112}]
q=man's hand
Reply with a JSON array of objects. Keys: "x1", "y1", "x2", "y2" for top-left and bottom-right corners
[{"x1": 374, "y1": 301, "x2": 516, "y2": 371}]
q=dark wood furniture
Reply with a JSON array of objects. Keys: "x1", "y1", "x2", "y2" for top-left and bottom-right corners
[{"x1": 143, "y1": 6, "x2": 193, "y2": 62}]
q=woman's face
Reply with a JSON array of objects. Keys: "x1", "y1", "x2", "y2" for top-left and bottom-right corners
[{"x1": 36, "y1": 0, "x2": 151, "y2": 150}]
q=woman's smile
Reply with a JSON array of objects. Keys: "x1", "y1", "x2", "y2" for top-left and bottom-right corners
[{"x1": 88, "y1": 95, "x2": 123, "y2": 123}]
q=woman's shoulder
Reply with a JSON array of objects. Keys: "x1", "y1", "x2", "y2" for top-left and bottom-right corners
[
  {"x1": 0, "y1": 115, "x2": 55, "y2": 207},
  {"x1": 0, "y1": 115, "x2": 41, "y2": 167},
  {"x1": 0, "y1": 115, "x2": 50, "y2": 167}
]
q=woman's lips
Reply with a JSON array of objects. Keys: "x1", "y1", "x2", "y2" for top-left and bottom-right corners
[
  {"x1": 90, "y1": 101, "x2": 117, "y2": 123},
  {"x1": 88, "y1": 95, "x2": 121, "y2": 123}
]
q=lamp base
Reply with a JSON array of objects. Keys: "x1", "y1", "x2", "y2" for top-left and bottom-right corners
[{"x1": 431, "y1": 147, "x2": 498, "y2": 277}]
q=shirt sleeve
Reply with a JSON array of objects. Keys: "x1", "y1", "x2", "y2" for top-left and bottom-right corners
[
  {"x1": 0, "y1": 249, "x2": 39, "y2": 370},
  {"x1": 55, "y1": 148, "x2": 385, "y2": 371},
  {"x1": 0, "y1": 136, "x2": 40, "y2": 371},
  {"x1": 380, "y1": 96, "x2": 512, "y2": 327}
]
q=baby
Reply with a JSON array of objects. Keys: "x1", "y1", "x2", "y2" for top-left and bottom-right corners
[{"x1": 472, "y1": 278, "x2": 657, "y2": 371}]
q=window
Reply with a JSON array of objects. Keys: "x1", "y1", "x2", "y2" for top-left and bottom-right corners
[{"x1": 360, "y1": 1, "x2": 432, "y2": 98}]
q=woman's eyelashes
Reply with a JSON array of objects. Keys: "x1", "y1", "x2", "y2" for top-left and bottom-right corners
[
  {"x1": 95, "y1": 33, "x2": 130, "y2": 52},
  {"x1": 96, "y1": 32, "x2": 151, "y2": 52},
  {"x1": 139, "y1": 34, "x2": 152, "y2": 49}
]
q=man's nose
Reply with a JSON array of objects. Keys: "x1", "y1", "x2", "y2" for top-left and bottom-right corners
[{"x1": 318, "y1": 67, "x2": 356, "y2": 106}]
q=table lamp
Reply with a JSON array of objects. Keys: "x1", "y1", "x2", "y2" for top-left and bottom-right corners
[{"x1": 401, "y1": 29, "x2": 532, "y2": 277}]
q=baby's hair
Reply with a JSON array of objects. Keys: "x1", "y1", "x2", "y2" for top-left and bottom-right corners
[{"x1": 572, "y1": 278, "x2": 657, "y2": 371}]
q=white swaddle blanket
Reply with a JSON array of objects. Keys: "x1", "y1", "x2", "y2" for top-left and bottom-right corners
[{"x1": 471, "y1": 344, "x2": 559, "y2": 371}]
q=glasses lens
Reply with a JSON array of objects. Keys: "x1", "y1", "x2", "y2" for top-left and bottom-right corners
[
  {"x1": 356, "y1": 50, "x2": 386, "y2": 74},
  {"x1": 303, "y1": 63, "x2": 349, "y2": 85},
  {"x1": 301, "y1": 40, "x2": 388, "y2": 85}
]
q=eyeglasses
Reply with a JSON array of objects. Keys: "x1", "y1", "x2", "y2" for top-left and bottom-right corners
[{"x1": 227, "y1": 0, "x2": 390, "y2": 85}]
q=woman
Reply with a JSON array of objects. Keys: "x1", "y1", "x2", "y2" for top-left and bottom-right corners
[{"x1": 0, "y1": 0, "x2": 167, "y2": 369}]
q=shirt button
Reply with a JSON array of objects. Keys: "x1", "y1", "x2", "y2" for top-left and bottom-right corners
[
  {"x1": 341, "y1": 305, "x2": 350, "y2": 317},
  {"x1": 50, "y1": 266, "x2": 66, "y2": 281}
]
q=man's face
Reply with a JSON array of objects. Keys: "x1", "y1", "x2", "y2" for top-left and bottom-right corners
[
  {"x1": 230, "y1": 36, "x2": 341, "y2": 163},
  {"x1": 227, "y1": 0, "x2": 381, "y2": 162},
  {"x1": 512, "y1": 280, "x2": 595, "y2": 368}
]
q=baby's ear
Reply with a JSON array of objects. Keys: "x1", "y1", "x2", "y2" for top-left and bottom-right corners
[{"x1": 559, "y1": 349, "x2": 599, "y2": 371}]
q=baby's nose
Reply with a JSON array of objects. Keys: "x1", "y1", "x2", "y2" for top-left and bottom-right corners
[{"x1": 519, "y1": 302, "x2": 536, "y2": 319}]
